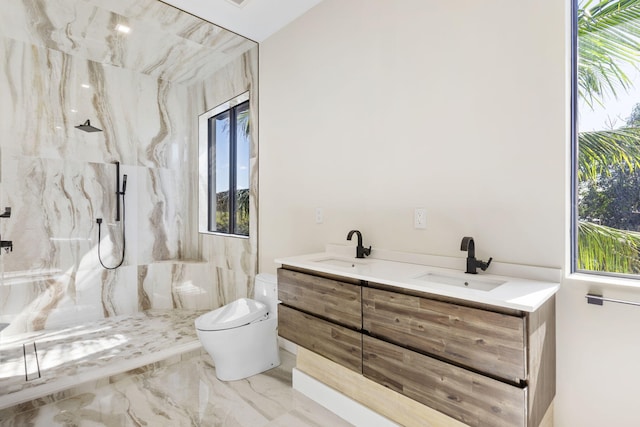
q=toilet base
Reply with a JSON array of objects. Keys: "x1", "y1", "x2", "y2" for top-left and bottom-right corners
[{"x1": 197, "y1": 316, "x2": 280, "y2": 381}]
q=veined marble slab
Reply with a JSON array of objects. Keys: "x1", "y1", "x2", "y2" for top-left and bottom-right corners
[
  {"x1": 0, "y1": 0, "x2": 255, "y2": 85},
  {"x1": 0, "y1": 0, "x2": 259, "y2": 342},
  {"x1": 0, "y1": 309, "x2": 204, "y2": 410}
]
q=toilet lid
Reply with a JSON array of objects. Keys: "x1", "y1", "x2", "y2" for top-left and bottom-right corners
[{"x1": 195, "y1": 298, "x2": 269, "y2": 331}]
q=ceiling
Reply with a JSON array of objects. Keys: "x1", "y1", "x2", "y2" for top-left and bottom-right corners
[{"x1": 160, "y1": 0, "x2": 323, "y2": 42}]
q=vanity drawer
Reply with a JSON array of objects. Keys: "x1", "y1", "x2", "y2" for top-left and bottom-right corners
[
  {"x1": 363, "y1": 336, "x2": 526, "y2": 427},
  {"x1": 278, "y1": 268, "x2": 361, "y2": 329},
  {"x1": 279, "y1": 305, "x2": 362, "y2": 373},
  {"x1": 362, "y1": 287, "x2": 526, "y2": 382}
]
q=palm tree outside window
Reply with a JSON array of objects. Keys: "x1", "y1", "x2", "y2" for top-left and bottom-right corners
[{"x1": 574, "y1": 0, "x2": 640, "y2": 275}]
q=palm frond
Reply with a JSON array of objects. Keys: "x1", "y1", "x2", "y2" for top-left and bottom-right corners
[
  {"x1": 578, "y1": 220, "x2": 640, "y2": 273},
  {"x1": 237, "y1": 109, "x2": 250, "y2": 138},
  {"x1": 578, "y1": 127, "x2": 640, "y2": 180},
  {"x1": 578, "y1": 0, "x2": 640, "y2": 106}
]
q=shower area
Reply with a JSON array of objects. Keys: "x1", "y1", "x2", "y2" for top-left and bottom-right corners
[{"x1": 0, "y1": 0, "x2": 259, "y2": 409}]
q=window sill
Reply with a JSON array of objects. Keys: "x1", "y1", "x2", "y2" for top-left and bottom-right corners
[
  {"x1": 565, "y1": 271, "x2": 640, "y2": 289},
  {"x1": 200, "y1": 231, "x2": 249, "y2": 240}
]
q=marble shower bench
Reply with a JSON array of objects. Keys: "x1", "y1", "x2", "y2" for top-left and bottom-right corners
[{"x1": 0, "y1": 309, "x2": 204, "y2": 415}]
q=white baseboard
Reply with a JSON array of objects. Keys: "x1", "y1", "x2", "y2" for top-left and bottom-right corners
[
  {"x1": 278, "y1": 336, "x2": 297, "y2": 355},
  {"x1": 292, "y1": 368, "x2": 399, "y2": 427}
]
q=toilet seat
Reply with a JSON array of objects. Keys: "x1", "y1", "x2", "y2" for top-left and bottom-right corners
[{"x1": 195, "y1": 298, "x2": 269, "y2": 331}]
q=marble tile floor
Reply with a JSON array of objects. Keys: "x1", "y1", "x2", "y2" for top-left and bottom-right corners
[
  {"x1": 0, "y1": 310, "x2": 352, "y2": 426},
  {"x1": 0, "y1": 350, "x2": 353, "y2": 427}
]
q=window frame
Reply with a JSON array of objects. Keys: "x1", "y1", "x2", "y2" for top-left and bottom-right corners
[
  {"x1": 570, "y1": 0, "x2": 579, "y2": 275},
  {"x1": 198, "y1": 91, "x2": 250, "y2": 238},
  {"x1": 570, "y1": 0, "x2": 640, "y2": 282}
]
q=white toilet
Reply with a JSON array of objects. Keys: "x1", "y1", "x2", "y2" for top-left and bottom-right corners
[{"x1": 195, "y1": 273, "x2": 280, "y2": 381}]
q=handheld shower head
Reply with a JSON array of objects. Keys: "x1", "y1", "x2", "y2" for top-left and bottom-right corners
[
  {"x1": 122, "y1": 174, "x2": 127, "y2": 194},
  {"x1": 75, "y1": 119, "x2": 102, "y2": 133}
]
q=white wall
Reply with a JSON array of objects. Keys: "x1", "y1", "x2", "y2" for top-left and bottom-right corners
[
  {"x1": 260, "y1": 0, "x2": 565, "y2": 269},
  {"x1": 259, "y1": 0, "x2": 640, "y2": 425},
  {"x1": 556, "y1": 277, "x2": 640, "y2": 426}
]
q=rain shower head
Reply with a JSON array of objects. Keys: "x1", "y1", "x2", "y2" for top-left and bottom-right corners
[{"x1": 75, "y1": 120, "x2": 102, "y2": 133}]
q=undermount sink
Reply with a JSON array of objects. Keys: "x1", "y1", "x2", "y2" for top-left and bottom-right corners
[
  {"x1": 313, "y1": 257, "x2": 370, "y2": 268},
  {"x1": 414, "y1": 272, "x2": 506, "y2": 291}
]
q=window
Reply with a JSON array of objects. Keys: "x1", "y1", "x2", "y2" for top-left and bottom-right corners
[
  {"x1": 199, "y1": 92, "x2": 250, "y2": 237},
  {"x1": 573, "y1": 0, "x2": 640, "y2": 277}
]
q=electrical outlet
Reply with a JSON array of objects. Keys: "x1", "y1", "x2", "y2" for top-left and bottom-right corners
[
  {"x1": 414, "y1": 208, "x2": 426, "y2": 229},
  {"x1": 315, "y1": 207, "x2": 324, "y2": 224}
]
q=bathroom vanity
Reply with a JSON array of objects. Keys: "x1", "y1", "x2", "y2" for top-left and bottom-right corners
[{"x1": 276, "y1": 249, "x2": 559, "y2": 427}]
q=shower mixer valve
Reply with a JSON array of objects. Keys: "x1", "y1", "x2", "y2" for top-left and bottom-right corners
[{"x1": 0, "y1": 206, "x2": 12, "y2": 253}]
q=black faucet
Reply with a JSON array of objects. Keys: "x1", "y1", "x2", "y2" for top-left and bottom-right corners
[
  {"x1": 347, "y1": 230, "x2": 371, "y2": 259},
  {"x1": 460, "y1": 236, "x2": 492, "y2": 274},
  {"x1": 0, "y1": 239, "x2": 12, "y2": 253}
]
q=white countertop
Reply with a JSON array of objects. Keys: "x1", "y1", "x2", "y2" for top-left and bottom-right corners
[{"x1": 275, "y1": 246, "x2": 560, "y2": 312}]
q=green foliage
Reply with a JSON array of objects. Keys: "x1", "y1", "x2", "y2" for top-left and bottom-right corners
[
  {"x1": 578, "y1": 221, "x2": 640, "y2": 273},
  {"x1": 215, "y1": 189, "x2": 249, "y2": 236},
  {"x1": 577, "y1": 0, "x2": 640, "y2": 107},
  {"x1": 577, "y1": 0, "x2": 640, "y2": 274},
  {"x1": 579, "y1": 164, "x2": 640, "y2": 229},
  {"x1": 578, "y1": 127, "x2": 640, "y2": 181},
  {"x1": 237, "y1": 108, "x2": 250, "y2": 138},
  {"x1": 626, "y1": 103, "x2": 640, "y2": 125},
  {"x1": 235, "y1": 188, "x2": 250, "y2": 236}
]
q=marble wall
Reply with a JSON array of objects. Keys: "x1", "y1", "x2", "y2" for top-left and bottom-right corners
[
  {"x1": 0, "y1": 0, "x2": 258, "y2": 336},
  {"x1": 190, "y1": 49, "x2": 260, "y2": 304}
]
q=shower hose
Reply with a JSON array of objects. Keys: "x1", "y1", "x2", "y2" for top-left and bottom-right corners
[{"x1": 96, "y1": 191, "x2": 126, "y2": 270}]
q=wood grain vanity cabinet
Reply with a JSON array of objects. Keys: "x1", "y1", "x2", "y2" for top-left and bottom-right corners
[
  {"x1": 362, "y1": 284, "x2": 555, "y2": 427},
  {"x1": 277, "y1": 267, "x2": 555, "y2": 427},
  {"x1": 277, "y1": 268, "x2": 363, "y2": 373},
  {"x1": 362, "y1": 287, "x2": 526, "y2": 382}
]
